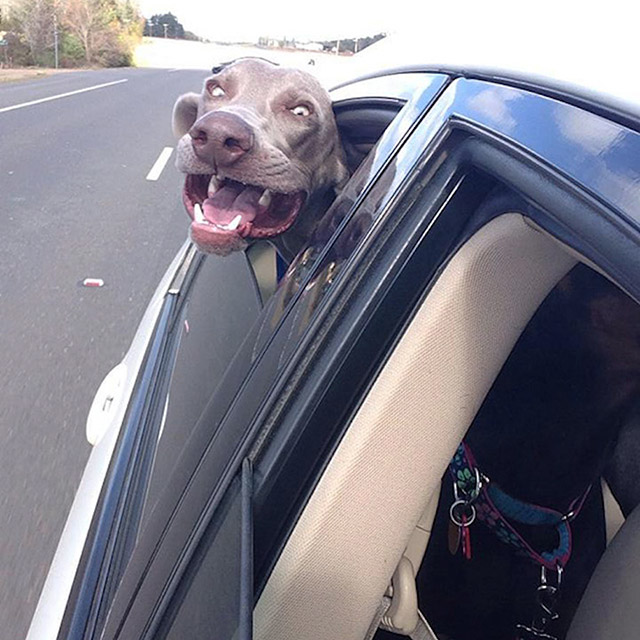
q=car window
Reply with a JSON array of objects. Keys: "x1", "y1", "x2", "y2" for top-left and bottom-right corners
[{"x1": 141, "y1": 251, "x2": 261, "y2": 531}]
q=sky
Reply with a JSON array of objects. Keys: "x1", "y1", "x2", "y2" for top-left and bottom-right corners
[
  {"x1": 135, "y1": 0, "x2": 402, "y2": 42},
  {"x1": 135, "y1": 0, "x2": 640, "y2": 48},
  {"x1": 134, "y1": 0, "x2": 640, "y2": 101}
]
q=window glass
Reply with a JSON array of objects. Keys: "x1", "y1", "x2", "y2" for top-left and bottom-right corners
[
  {"x1": 161, "y1": 477, "x2": 244, "y2": 640},
  {"x1": 142, "y1": 252, "x2": 261, "y2": 529}
]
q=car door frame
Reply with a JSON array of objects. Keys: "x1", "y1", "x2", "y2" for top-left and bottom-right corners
[{"x1": 45, "y1": 72, "x2": 449, "y2": 640}]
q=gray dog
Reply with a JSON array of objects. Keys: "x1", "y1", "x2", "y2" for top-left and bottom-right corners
[{"x1": 172, "y1": 58, "x2": 350, "y2": 259}]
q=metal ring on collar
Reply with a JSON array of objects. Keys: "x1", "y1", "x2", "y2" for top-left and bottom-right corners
[{"x1": 450, "y1": 500, "x2": 477, "y2": 527}]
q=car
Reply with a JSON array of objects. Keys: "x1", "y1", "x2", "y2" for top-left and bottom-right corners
[{"x1": 26, "y1": 32, "x2": 640, "y2": 640}]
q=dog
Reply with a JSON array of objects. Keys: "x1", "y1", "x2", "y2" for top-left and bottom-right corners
[
  {"x1": 172, "y1": 58, "x2": 349, "y2": 261},
  {"x1": 412, "y1": 264, "x2": 640, "y2": 640}
]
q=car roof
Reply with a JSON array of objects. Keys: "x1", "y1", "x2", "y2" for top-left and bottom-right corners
[{"x1": 333, "y1": 11, "x2": 639, "y2": 125}]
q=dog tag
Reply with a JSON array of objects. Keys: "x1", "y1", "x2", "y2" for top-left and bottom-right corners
[
  {"x1": 448, "y1": 519, "x2": 461, "y2": 555},
  {"x1": 449, "y1": 498, "x2": 475, "y2": 559},
  {"x1": 461, "y1": 514, "x2": 472, "y2": 560}
]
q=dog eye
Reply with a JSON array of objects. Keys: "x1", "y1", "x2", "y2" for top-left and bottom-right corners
[
  {"x1": 209, "y1": 85, "x2": 226, "y2": 98},
  {"x1": 290, "y1": 104, "x2": 312, "y2": 117}
]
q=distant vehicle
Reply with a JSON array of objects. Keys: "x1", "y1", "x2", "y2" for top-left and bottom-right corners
[{"x1": 27, "y1": 33, "x2": 640, "y2": 640}]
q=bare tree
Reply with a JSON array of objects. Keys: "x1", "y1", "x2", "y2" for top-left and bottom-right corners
[
  {"x1": 12, "y1": 0, "x2": 56, "y2": 64},
  {"x1": 61, "y1": 0, "x2": 104, "y2": 63}
]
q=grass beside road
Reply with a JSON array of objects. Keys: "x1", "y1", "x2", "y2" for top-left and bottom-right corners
[{"x1": 0, "y1": 68, "x2": 77, "y2": 84}]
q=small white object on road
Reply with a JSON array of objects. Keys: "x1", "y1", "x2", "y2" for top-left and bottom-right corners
[
  {"x1": 146, "y1": 146, "x2": 174, "y2": 181},
  {"x1": 0, "y1": 79, "x2": 129, "y2": 114},
  {"x1": 83, "y1": 278, "x2": 104, "y2": 287}
]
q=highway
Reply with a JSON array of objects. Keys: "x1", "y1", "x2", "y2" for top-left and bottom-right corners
[{"x1": 0, "y1": 67, "x2": 208, "y2": 637}]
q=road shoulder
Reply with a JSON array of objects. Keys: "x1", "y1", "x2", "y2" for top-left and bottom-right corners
[{"x1": 0, "y1": 68, "x2": 79, "y2": 84}]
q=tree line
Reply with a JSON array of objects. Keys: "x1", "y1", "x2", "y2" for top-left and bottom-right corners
[
  {"x1": 0, "y1": 0, "x2": 143, "y2": 67},
  {"x1": 258, "y1": 33, "x2": 386, "y2": 54},
  {"x1": 143, "y1": 13, "x2": 199, "y2": 41},
  {"x1": 322, "y1": 33, "x2": 385, "y2": 54}
]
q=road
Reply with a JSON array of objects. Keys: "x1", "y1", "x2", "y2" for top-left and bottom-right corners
[{"x1": 0, "y1": 67, "x2": 209, "y2": 638}]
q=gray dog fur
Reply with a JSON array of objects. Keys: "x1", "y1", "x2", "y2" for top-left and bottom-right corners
[{"x1": 173, "y1": 58, "x2": 350, "y2": 260}]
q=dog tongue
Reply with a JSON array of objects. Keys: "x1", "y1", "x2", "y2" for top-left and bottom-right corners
[{"x1": 203, "y1": 183, "x2": 262, "y2": 226}]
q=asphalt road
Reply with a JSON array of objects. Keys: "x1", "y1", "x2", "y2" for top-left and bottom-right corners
[{"x1": 0, "y1": 67, "x2": 210, "y2": 638}]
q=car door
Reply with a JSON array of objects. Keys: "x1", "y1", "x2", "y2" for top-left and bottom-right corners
[
  {"x1": 39, "y1": 72, "x2": 449, "y2": 640},
  {"x1": 141, "y1": 77, "x2": 639, "y2": 640},
  {"x1": 61, "y1": 74, "x2": 640, "y2": 640}
]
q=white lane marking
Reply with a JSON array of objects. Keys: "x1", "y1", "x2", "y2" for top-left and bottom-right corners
[
  {"x1": 146, "y1": 146, "x2": 174, "y2": 181},
  {"x1": 0, "y1": 79, "x2": 129, "y2": 114}
]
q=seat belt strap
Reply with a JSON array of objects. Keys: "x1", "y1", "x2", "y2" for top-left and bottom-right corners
[{"x1": 245, "y1": 243, "x2": 279, "y2": 305}]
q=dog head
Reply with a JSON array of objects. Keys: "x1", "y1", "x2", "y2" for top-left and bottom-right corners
[{"x1": 173, "y1": 58, "x2": 350, "y2": 257}]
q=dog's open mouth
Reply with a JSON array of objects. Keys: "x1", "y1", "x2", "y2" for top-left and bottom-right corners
[{"x1": 183, "y1": 174, "x2": 306, "y2": 254}]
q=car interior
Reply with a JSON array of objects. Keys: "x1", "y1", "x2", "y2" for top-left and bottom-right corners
[
  {"x1": 333, "y1": 98, "x2": 402, "y2": 171},
  {"x1": 252, "y1": 211, "x2": 640, "y2": 640}
]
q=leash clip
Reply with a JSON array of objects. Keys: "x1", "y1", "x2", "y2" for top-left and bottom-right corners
[
  {"x1": 536, "y1": 564, "x2": 562, "y2": 620},
  {"x1": 516, "y1": 564, "x2": 563, "y2": 640}
]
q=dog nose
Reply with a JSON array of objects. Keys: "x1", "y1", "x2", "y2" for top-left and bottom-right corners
[{"x1": 189, "y1": 111, "x2": 254, "y2": 167}]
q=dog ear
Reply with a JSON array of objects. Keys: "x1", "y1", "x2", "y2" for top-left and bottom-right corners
[{"x1": 172, "y1": 92, "x2": 200, "y2": 138}]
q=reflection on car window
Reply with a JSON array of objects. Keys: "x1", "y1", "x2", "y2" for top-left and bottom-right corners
[{"x1": 141, "y1": 252, "x2": 262, "y2": 530}]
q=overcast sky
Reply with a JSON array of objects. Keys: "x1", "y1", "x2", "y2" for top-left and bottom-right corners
[
  {"x1": 136, "y1": 0, "x2": 404, "y2": 41},
  {"x1": 135, "y1": 0, "x2": 639, "y2": 69}
]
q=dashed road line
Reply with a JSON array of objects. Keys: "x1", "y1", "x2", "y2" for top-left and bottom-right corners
[{"x1": 146, "y1": 146, "x2": 174, "y2": 181}]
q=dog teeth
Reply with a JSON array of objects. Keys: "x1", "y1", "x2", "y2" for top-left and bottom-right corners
[
  {"x1": 208, "y1": 175, "x2": 222, "y2": 197},
  {"x1": 193, "y1": 203, "x2": 206, "y2": 223},
  {"x1": 213, "y1": 215, "x2": 242, "y2": 231},
  {"x1": 217, "y1": 215, "x2": 242, "y2": 231},
  {"x1": 258, "y1": 189, "x2": 272, "y2": 208}
]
